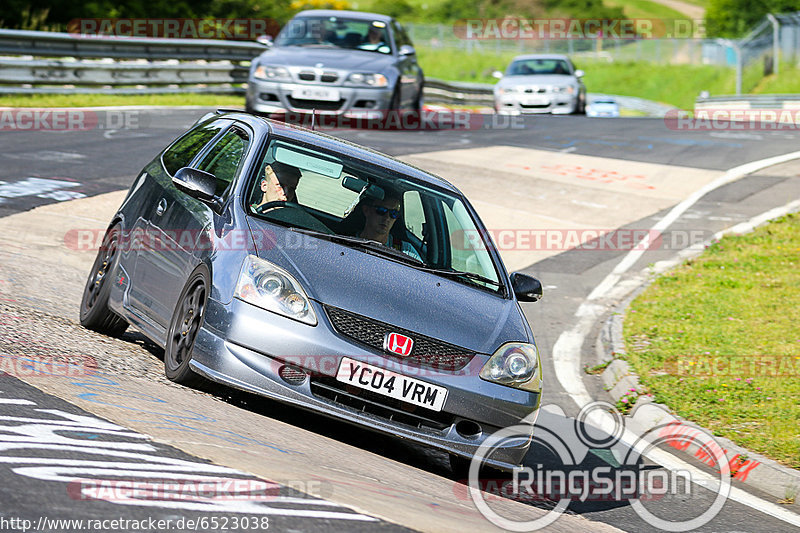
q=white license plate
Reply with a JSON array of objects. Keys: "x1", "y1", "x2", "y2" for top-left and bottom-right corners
[
  {"x1": 521, "y1": 97, "x2": 548, "y2": 106},
  {"x1": 291, "y1": 87, "x2": 340, "y2": 101},
  {"x1": 336, "y1": 357, "x2": 448, "y2": 412}
]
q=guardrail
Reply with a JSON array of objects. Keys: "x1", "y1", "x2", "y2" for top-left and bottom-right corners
[
  {"x1": 696, "y1": 94, "x2": 800, "y2": 109},
  {"x1": 0, "y1": 29, "x2": 265, "y2": 61}
]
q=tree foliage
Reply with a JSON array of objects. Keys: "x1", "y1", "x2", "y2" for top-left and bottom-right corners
[
  {"x1": 1, "y1": 0, "x2": 295, "y2": 31},
  {"x1": 705, "y1": 0, "x2": 800, "y2": 37}
]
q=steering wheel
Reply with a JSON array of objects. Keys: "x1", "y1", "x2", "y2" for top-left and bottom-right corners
[{"x1": 254, "y1": 201, "x2": 304, "y2": 214}]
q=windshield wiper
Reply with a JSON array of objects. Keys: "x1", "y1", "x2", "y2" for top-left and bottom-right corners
[
  {"x1": 289, "y1": 228, "x2": 423, "y2": 264},
  {"x1": 421, "y1": 267, "x2": 503, "y2": 289}
]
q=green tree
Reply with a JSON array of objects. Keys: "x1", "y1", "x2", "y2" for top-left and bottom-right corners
[{"x1": 705, "y1": 0, "x2": 800, "y2": 37}]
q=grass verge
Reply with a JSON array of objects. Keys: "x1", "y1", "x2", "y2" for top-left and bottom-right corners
[
  {"x1": 624, "y1": 213, "x2": 800, "y2": 468},
  {"x1": 0, "y1": 93, "x2": 244, "y2": 108}
]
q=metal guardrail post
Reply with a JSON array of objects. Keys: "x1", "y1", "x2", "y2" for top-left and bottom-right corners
[{"x1": 767, "y1": 14, "x2": 780, "y2": 75}]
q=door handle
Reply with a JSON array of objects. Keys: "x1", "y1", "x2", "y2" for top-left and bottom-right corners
[{"x1": 156, "y1": 198, "x2": 168, "y2": 216}]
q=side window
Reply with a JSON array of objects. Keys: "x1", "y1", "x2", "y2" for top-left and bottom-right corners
[
  {"x1": 403, "y1": 190, "x2": 425, "y2": 241},
  {"x1": 196, "y1": 127, "x2": 250, "y2": 197},
  {"x1": 162, "y1": 120, "x2": 228, "y2": 176},
  {"x1": 392, "y1": 22, "x2": 410, "y2": 48}
]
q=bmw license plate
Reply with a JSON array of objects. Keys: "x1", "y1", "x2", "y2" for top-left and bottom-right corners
[
  {"x1": 521, "y1": 97, "x2": 548, "y2": 106},
  {"x1": 291, "y1": 87, "x2": 340, "y2": 101},
  {"x1": 336, "y1": 357, "x2": 448, "y2": 411}
]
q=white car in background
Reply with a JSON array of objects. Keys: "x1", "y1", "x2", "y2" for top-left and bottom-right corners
[
  {"x1": 493, "y1": 54, "x2": 586, "y2": 115},
  {"x1": 587, "y1": 96, "x2": 621, "y2": 117}
]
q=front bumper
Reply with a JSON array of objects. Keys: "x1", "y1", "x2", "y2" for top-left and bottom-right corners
[
  {"x1": 191, "y1": 297, "x2": 541, "y2": 470},
  {"x1": 247, "y1": 79, "x2": 394, "y2": 117},
  {"x1": 495, "y1": 93, "x2": 578, "y2": 114}
]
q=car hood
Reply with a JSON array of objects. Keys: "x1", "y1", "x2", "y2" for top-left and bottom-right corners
[
  {"x1": 256, "y1": 46, "x2": 395, "y2": 72},
  {"x1": 246, "y1": 218, "x2": 531, "y2": 354},
  {"x1": 498, "y1": 74, "x2": 578, "y2": 88}
]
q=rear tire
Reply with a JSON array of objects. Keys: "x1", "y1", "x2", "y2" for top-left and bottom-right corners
[
  {"x1": 164, "y1": 265, "x2": 209, "y2": 386},
  {"x1": 79, "y1": 224, "x2": 128, "y2": 337}
]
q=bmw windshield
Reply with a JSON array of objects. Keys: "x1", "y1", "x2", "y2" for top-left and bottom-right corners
[{"x1": 274, "y1": 16, "x2": 393, "y2": 55}]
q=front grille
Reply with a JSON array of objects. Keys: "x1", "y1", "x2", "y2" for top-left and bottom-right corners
[
  {"x1": 320, "y1": 72, "x2": 338, "y2": 83},
  {"x1": 287, "y1": 97, "x2": 345, "y2": 111},
  {"x1": 324, "y1": 306, "x2": 475, "y2": 370},
  {"x1": 298, "y1": 71, "x2": 316, "y2": 81},
  {"x1": 520, "y1": 103, "x2": 550, "y2": 109},
  {"x1": 310, "y1": 377, "x2": 455, "y2": 431}
]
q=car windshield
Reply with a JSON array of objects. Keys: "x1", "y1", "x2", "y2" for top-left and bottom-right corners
[
  {"x1": 507, "y1": 59, "x2": 571, "y2": 76},
  {"x1": 247, "y1": 138, "x2": 502, "y2": 292},
  {"x1": 275, "y1": 16, "x2": 392, "y2": 55}
]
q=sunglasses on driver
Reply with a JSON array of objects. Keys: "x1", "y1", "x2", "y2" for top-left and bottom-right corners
[{"x1": 370, "y1": 206, "x2": 400, "y2": 219}]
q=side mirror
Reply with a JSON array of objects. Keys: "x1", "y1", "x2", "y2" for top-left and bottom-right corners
[
  {"x1": 510, "y1": 272, "x2": 542, "y2": 302},
  {"x1": 492, "y1": 70, "x2": 504, "y2": 79},
  {"x1": 173, "y1": 167, "x2": 223, "y2": 213},
  {"x1": 574, "y1": 69, "x2": 585, "y2": 78},
  {"x1": 399, "y1": 44, "x2": 416, "y2": 56},
  {"x1": 256, "y1": 35, "x2": 273, "y2": 48}
]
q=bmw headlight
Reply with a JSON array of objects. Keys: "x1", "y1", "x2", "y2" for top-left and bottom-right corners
[
  {"x1": 345, "y1": 73, "x2": 388, "y2": 87},
  {"x1": 479, "y1": 343, "x2": 541, "y2": 392},
  {"x1": 234, "y1": 255, "x2": 317, "y2": 325},
  {"x1": 553, "y1": 86, "x2": 576, "y2": 94},
  {"x1": 253, "y1": 65, "x2": 291, "y2": 82}
]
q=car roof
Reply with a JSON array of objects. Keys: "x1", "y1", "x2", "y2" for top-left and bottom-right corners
[
  {"x1": 510, "y1": 54, "x2": 571, "y2": 61},
  {"x1": 216, "y1": 111, "x2": 459, "y2": 193},
  {"x1": 292, "y1": 10, "x2": 395, "y2": 23}
]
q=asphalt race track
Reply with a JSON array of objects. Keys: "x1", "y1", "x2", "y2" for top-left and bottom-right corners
[{"x1": 1, "y1": 108, "x2": 799, "y2": 532}]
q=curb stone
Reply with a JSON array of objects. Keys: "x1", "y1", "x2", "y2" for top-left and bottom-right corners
[{"x1": 595, "y1": 248, "x2": 800, "y2": 505}]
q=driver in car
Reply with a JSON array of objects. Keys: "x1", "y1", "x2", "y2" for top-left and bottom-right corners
[
  {"x1": 252, "y1": 162, "x2": 302, "y2": 212},
  {"x1": 358, "y1": 191, "x2": 422, "y2": 262}
]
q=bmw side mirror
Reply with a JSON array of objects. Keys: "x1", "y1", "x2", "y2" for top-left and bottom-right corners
[
  {"x1": 574, "y1": 69, "x2": 585, "y2": 78},
  {"x1": 173, "y1": 167, "x2": 223, "y2": 213},
  {"x1": 510, "y1": 272, "x2": 543, "y2": 302},
  {"x1": 399, "y1": 45, "x2": 416, "y2": 56},
  {"x1": 492, "y1": 70, "x2": 504, "y2": 79}
]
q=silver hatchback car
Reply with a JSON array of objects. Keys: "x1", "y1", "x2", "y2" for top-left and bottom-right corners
[
  {"x1": 80, "y1": 111, "x2": 543, "y2": 472},
  {"x1": 246, "y1": 10, "x2": 424, "y2": 119}
]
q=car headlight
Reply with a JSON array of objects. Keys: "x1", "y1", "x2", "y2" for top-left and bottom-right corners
[
  {"x1": 553, "y1": 86, "x2": 576, "y2": 95},
  {"x1": 234, "y1": 255, "x2": 317, "y2": 325},
  {"x1": 345, "y1": 73, "x2": 388, "y2": 87},
  {"x1": 253, "y1": 65, "x2": 291, "y2": 82},
  {"x1": 480, "y1": 343, "x2": 541, "y2": 392}
]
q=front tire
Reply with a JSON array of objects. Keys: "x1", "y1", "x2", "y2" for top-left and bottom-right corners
[
  {"x1": 79, "y1": 224, "x2": 128, "y2": 336},
  {"x1": 164, "y1": 265, "x2": 209, "y2": 385}
]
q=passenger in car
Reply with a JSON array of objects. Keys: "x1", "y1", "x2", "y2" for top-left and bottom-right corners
[{"x1": 252, "y1": 162, "x2": 302, "y2": 211}]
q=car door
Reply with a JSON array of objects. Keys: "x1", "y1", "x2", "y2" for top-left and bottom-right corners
[
  {"x1": 392, "y1": 21, "x2": 423, "y2": 106},
  {"x1": 127, "y1": 118, "x2": 230, "y2": 328},
  {"x1": 143, "y1": 124, "x2": 253, "y2": 331}
]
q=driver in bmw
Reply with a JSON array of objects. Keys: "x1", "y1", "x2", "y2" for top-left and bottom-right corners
[{"x1": 252, "y1": 162, "x2": 302, "y2": 211}]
